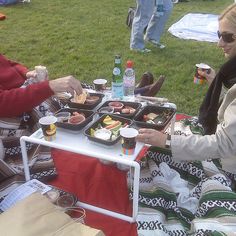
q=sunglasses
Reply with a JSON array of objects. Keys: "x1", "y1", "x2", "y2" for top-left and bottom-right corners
[{"x1": 217, "y1": 30, "x2": 236, "y2": 43}]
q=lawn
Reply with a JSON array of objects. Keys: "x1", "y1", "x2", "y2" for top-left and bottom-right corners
[{"x1": 0, "y1": 0, "x2": 233, "y2": 115}]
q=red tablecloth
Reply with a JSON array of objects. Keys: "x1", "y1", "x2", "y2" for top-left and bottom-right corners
[{"x1": 49, "y1": 149, "x2": 144, "y2": 236}]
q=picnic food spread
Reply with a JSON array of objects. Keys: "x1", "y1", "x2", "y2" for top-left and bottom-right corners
[{"x1": 90, "y1": 115, "x2": 128, "y2": 141}]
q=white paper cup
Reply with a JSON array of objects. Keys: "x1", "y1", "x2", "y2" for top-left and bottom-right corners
[
  {"x1": 93, "y1": 79, "x2": 107, "y2": 91},
  {"x1": 120, "y1": 128, "x2": 139, "y2": 155},
  {"x1": 194, "y1": 63, "x2": 211, "y2": 85},
  {"x1": 39, "y1": 116, "x2": 57, "y2": 141}
]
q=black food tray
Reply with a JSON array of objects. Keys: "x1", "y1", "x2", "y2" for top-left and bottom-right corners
[
  {"x1": 55, "y1": 108, "x2": 94, "y2": 131},
  {"x1": 97, "y1": 100, "x2": 142, "y2": 119},
  {"x1": 84, "y1": 114, "x2": 133, "y2": 146},
  {"x1": 133, "y1": 105, "x2": 176, "y2": 130},
  {"x1": 67, "y1": 92, "x2": 104, "y2": 110}
]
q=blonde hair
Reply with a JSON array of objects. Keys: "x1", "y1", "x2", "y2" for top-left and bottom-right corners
[{"x1": 219, "y1": 3, "x2": 236, "y2": 27}]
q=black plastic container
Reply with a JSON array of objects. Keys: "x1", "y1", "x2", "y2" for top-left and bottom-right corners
[
  {"x1": 67, "y1": 92, "x2": 104, "y2": 110},
  {"x1": 84, "y1": 114, "x2": 133, "y2": 146},
  {"x1": 133, "y1": 105, "x2": 176, "y2": 131},
  {"x1": 97, "y1": 100, "x2": 142, "y2": 119},
  {"x1": 54, "y1": 108, "x2": 94, "y2": 131}
]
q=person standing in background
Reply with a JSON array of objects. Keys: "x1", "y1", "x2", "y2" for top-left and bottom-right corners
[{"x1": 130, "y1": 0, "x2": 173, "y2": 53}]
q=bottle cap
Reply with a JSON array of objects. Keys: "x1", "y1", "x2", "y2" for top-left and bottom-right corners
[{"x1": 126, "y1": 60, "x2": 133, "y2": 68}]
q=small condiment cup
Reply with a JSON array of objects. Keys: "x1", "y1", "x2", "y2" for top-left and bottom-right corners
[
  {"x1": 94, "y1": 128, "x2": 112, "y2": 140},
  {"x1": 55, "y1": 112, "x2": 71, "y2": 123},
  {"x1": 99, "y1": 106, "x2": 114, "y2": 114}
]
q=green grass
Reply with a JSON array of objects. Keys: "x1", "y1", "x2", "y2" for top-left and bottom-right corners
[{"x1": 0, "y1": 0, "x2": 233, "y2": 115}]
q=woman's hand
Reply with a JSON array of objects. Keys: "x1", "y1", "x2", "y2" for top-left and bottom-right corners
[
  {"x1": 198, "y1": 67, "x2": 216, "y2": 86},
  {"x1": 49, "y1": 75, "x2": 83, "y2": 95},
  {"x1": 136, "y1": 128, "x2": 167, "y2": 148}
]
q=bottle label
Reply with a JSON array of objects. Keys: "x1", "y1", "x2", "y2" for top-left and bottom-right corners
[
  {"x1": 115, "y1": 58, "x2": 121, "y2": 64},
  {"x1": 123, "y1": 77, "x2": 135, "y2": 87},
  {"x1": 112, "y1": 82, "x2": 123, "y2": 99},
  {"x1": 113, "y1": 67, "x2": 121, "y2": 76}
]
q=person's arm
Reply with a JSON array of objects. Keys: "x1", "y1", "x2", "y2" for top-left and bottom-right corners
[
  {"x1": 136, "y1": 98, "x2": 236, "y2": 163},
  {"x1": 0, "y1": 75, "x2": 83, "y2": 117},
  {"x1": 7, "y1": 58, "x2": 29, "y2": 78},
  {"x1": 172, "y1": 99, "x2": 236, "y2": 163},
  {"x1": 0, "y1": 80, "x2": 54, "y2": 117}
]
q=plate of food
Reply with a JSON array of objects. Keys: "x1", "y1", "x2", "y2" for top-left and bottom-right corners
[
  {"x1": 133, "y1": 105, "x2": 176, "y2": 130},
  {"x1": 97, "y1": 100, "x2": 142, "y2": 118},
  {"x1": 54, "y1": 108, "x2": 94, "y2": 131},
  {"x1": 84, "y1": 114, "x2": 133, "y2": 146},
  {"x1": 68, "y1": 90, "x2": 104, "y2": 110}
]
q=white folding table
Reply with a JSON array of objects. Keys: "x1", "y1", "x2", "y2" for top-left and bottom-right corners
[
  {"x1": 20, "y1": 126, "x2": 144, "y2": 223},
  {"x1": 20, "y1": 99, "x2": 176, "y2": 223}
]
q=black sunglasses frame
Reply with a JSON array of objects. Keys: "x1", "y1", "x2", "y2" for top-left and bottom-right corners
[{"x1": 217, "y1": 30, "x2": 236, "y2": 43}]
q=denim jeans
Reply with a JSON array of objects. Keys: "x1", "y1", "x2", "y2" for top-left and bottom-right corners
[{"x1": 130, "y1": 0, "x2": 173, "y2": 50}]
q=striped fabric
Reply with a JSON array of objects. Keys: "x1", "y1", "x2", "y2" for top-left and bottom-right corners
[
  {"x1": 129, "y1": 117, "x2": 236, "y2": 235},
  {"x1": 0, "y1": 97, "x2": 62, "y2": 184}
]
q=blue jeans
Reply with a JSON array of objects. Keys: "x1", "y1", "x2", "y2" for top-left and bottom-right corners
[{"x1": 130, "y1": 0, "x2": 173, "y2": 50}]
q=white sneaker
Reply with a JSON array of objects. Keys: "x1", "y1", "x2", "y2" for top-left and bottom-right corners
[
  {"x1": 130, "y1": 48, "x2": 151, "y2": 53},
  {"x1": 144, "y1": 36, "x2": 166, "y2": 49}
]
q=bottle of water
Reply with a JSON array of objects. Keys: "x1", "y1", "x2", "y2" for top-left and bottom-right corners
[
  {"x1": 123, "y1": 60, "x2": 135, "y2": 101},
  {"x1": 112, "y1": 55, "x2": 123, "y2": 99},
  {"x1": 156, "y1": 0, "x2": 164, "y2": 17}
]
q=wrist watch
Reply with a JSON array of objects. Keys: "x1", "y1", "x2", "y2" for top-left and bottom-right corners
[{"x1": 165, "y1": 134, "x2": 171, "y2": 148}]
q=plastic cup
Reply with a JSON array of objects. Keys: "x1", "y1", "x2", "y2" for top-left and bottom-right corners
[
  {"x1": 120, "y1": 128, "x2": 139, "y2": 155},
  {"x1": 56, "y1": 193, "x2": 75, "y2": 208},
  {"x1": 35, "y1": 65, "x2": 48, "y2": 82},
  {"x1": 93, "y1": 79, "x2": 107, "y2": 91},
  {"x1": 194, "y1": 63, "x2": 211, "y2": 85},
  {"x1": 39, "y1": 116, "x2": 57, "y2": 141}
]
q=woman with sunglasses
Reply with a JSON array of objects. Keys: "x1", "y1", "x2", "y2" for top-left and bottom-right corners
[{"x1": 132, "y1": 4, "x2": 236, "y2": 235}]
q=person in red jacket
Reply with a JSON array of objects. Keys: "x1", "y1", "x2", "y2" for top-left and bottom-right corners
[
  {"x1": 0, "y1": 54, "x2": 83, "y2": 117},
  {"x1": 0, "y1": 54, "x2": 84, "y2": 185}
]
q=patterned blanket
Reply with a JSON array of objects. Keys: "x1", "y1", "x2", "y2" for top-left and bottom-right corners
[
  {"x1": 129, "y1": 116, "x2": 236, "y2": 236},
  {"x1": 0, "y1": 96, "x2": 62, "y2": 201}
]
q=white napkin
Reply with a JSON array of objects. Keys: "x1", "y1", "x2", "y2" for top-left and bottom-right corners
[{"x1": 158, "y1": 162, "x2": 188, "y2": 193}]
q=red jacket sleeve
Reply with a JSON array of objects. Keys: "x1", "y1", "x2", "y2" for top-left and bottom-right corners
[
  {"x1": 8, "y1": 58, "x2": 29, "y2": 78},
  {"x1": 0, "y1": 80, "x2": 54, "y2": 117}
]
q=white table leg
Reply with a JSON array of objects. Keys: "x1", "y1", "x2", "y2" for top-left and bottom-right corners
[{"x1": 20, "y1": 137, "x2": 31, "y2": 181}]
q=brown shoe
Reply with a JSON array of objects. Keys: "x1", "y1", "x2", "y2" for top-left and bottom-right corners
[
  {"x1": 136, "y1": 72, "x2": 154, "y2": 89},
  {"x1": 143, "y1": 75, "x2": 166, "y2": 97}
]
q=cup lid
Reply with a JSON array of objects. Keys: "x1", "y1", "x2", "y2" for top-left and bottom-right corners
[
  {"x1": 93, "y1": 79, "x2": 107, "y2": 85},
  {"x1": 195, "y1": 63, "x2": 210, "y2": 69},
  {"x1": 120, "y1": 128, "x2": 138, "y2": 138},
  {"x1": 39, "y1": 116, "x2": 57, "y2": 125}
]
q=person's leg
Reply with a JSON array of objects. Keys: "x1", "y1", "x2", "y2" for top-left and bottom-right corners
[
  {"x1": 145, "y1": 0, "x2": 173, "y2": 46},
  {"x1": 130, "y1": 0, "x2": 155, "y2": 50}
]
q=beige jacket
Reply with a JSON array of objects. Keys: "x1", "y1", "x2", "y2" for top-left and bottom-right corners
[{"x1": 171, "y1": 84, "x2": 236, "y2": 174}]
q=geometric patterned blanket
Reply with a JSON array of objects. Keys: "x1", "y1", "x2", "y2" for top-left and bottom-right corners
[{"x1": 128, "y1": 115, "x2": 236, "y2": 236}]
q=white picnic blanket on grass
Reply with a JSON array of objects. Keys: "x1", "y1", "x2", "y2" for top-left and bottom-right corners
[{"x1": 168, "y1": 13, "x2": 219, "y2": 42}]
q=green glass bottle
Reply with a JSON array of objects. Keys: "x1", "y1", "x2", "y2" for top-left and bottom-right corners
[{"x1": 112, "y1": 55, "x2": 123, "y2": 99}]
